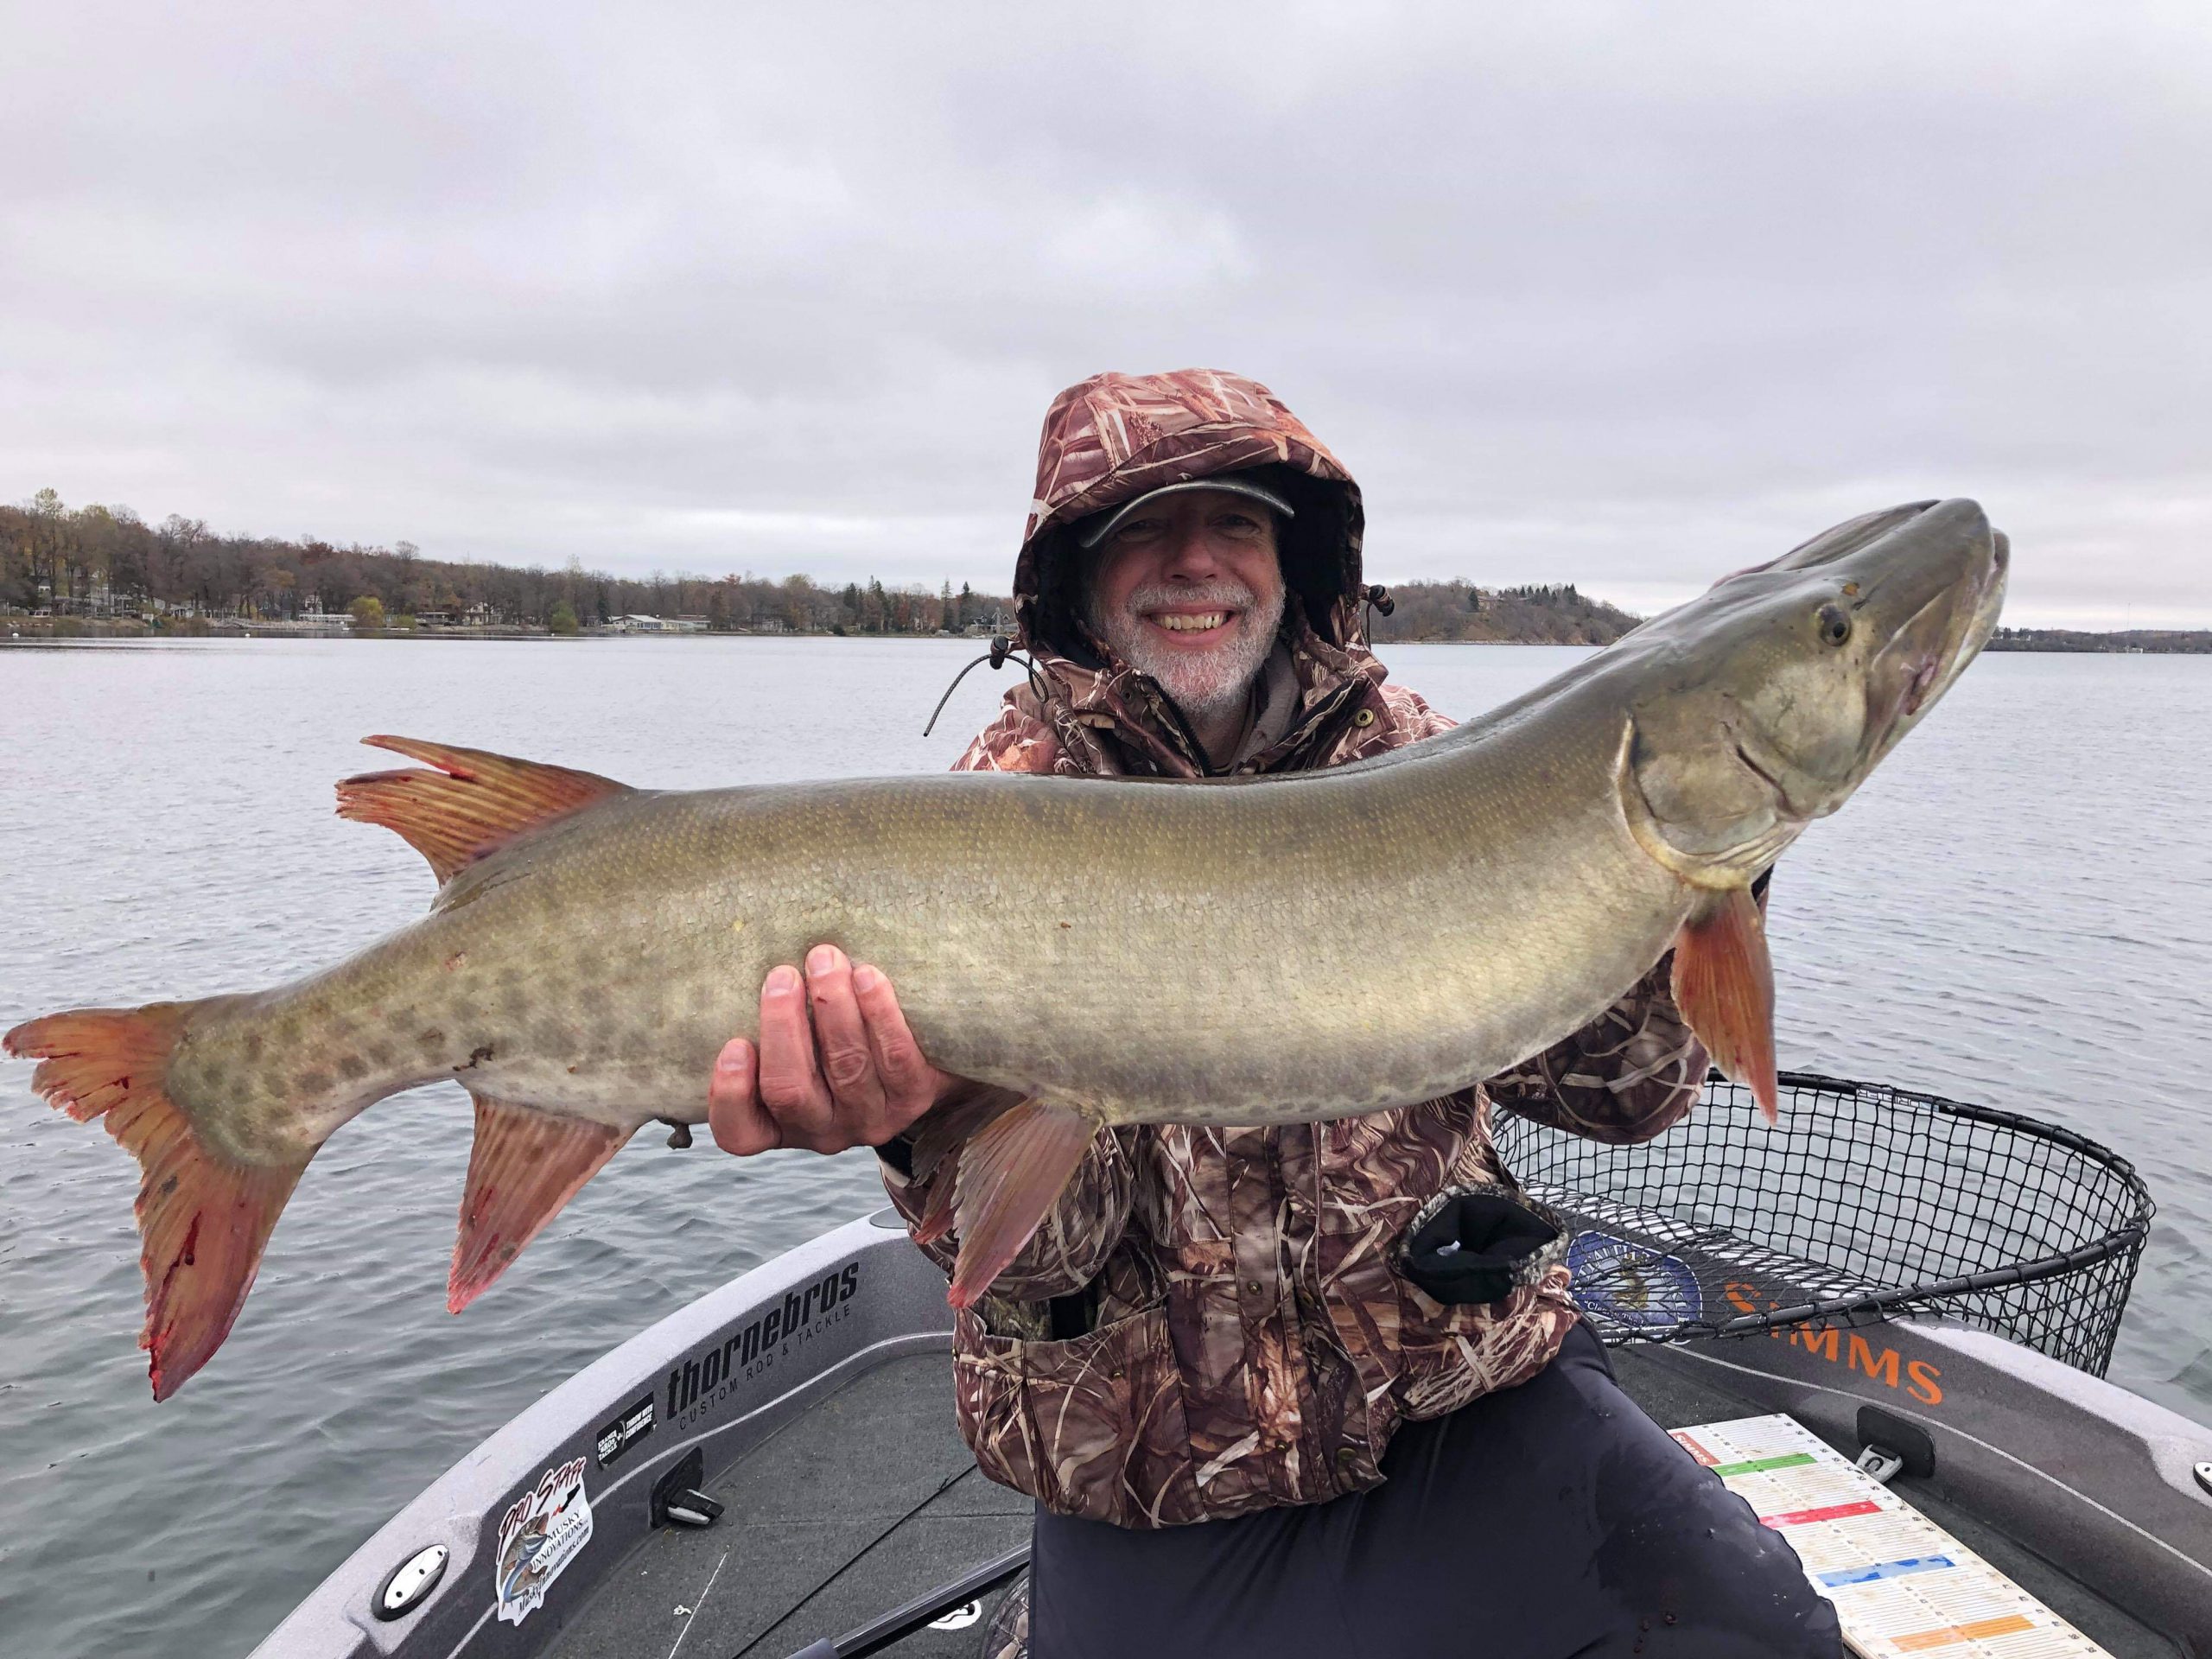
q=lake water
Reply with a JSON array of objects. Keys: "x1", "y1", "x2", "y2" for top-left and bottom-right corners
[{"x1": 3, "y1": 637, "x2": 2207, "y2": 1657}]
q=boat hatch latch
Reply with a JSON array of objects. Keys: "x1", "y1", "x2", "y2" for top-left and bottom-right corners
[
  {"x1": 2194, "y1": 1461, "x2": 2212, "y2": 1499},
  {"x1": 1854, "y1": 1406, "x2": 1936, "y2": 1484},
  {"x1": 652, "y1": 1448, "x2": 726, "y2": 1529},
  {"x1": 372, "y1": 1542, "x2": 449, "y2": 1621},
  {"x1": 1854, "y1": 1445, "x2": 1904, "y2": 1484}
]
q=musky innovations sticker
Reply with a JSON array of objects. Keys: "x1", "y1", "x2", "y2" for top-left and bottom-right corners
[{"x1": 494, "y1": 1455, "x2": 594, "y2": 1626}]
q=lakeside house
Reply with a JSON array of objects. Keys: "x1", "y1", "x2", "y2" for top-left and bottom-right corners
[{"x1": 609, "y1": 613, "x2": 709, "y2": 633}]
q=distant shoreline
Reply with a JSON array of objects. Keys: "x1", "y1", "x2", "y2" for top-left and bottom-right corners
[
  {"x1": 1985, "y1": 627, "x2": 2210, "y2": 655},
  {"x1": 6, "y1": 614, "x2": 2208, "y2": 652}
]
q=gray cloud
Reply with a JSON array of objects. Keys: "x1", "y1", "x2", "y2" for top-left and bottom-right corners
[{"x1": 5, "y1": 2, "x2": 2208, "y2": 625}]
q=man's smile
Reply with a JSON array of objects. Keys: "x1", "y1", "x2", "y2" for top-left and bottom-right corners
[{"x1": 1142, "y1": 606, "x2": 1240, "y2": 644}]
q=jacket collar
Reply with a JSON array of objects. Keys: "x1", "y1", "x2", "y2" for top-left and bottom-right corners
[{"x1": 1020, "y1": 610, "x2": 1389, "y2": 779}]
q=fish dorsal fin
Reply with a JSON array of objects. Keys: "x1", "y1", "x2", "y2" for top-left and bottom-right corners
[
  {"x1": 449, "y1": 1093, "x2": 632, "y2": 1313},
  {"x1": 337, "y1": 735, "x2": 633, "y2": 884},
  {"x1": 1671, "y1": 884, "x2": 1781, "y2": 1123}
]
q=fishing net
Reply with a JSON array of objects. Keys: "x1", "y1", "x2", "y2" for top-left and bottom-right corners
[{"x1": 1494, "y1": 1071, "x2": 2155, "y2": 1377}]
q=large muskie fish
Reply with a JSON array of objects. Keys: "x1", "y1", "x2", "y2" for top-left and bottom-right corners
[{"x1": 9, "y1": 499, "x2": 2005, "y2": 1399}]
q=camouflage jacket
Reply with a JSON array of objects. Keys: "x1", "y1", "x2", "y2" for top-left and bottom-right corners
[{"x1": 879, "y1": 369, "x2": 1707, "y2": 1529}]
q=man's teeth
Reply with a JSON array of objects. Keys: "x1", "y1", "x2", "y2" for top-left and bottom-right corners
[{"x1": 1154, "y1": 612, "x2": 1229, "y2": 632}]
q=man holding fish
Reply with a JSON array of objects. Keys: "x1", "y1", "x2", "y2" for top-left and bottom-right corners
[
  {"x1": 15, "y1": 366, "x2": 2001, "y2": 1652},
  {"x1": 707, "y1": 370, "x2": 1846, "y2": 1657}
]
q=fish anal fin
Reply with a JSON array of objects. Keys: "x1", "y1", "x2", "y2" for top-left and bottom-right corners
[
  {"x1": 450, "y1": 1096, "x2": 632, "y2": 1313},
  {"x1": 5, "y1": 1003, "x2": 310, "y2": 1400},
  {"x1": 1671, "y1": 884, "x2": 1780, "y2": 1123},
  {"x1": 946, "y1": 1098, "x2": 1094, "y2": 1308},
  {"x1": 337, "y1": 736, "x2": 633, "y2": 885}
]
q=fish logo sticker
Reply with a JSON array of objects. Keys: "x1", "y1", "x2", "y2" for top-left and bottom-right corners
[
  {"x1": 494, "y1": 1455, "x2": 594, "y2": 1626},
  {"x1": 1567, "y1": 1230, "x2": 1701, "y2": 1330}
]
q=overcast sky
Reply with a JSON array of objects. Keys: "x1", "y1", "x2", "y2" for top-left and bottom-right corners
[{"x1": 5, "y1": 3, "x2": 2207, "y2": 626}]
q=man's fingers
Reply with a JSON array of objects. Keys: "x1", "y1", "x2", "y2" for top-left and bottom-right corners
[
  {"x1": 852, "y1": 963, "x2": 944, "y2": 1135},
  {"x1": 718, "y1": 951, "x2": 951, "y2": 1159},
  {"x1": 805, "y1": 944, "x2": 892, "y2": 1135},
  {"x1": 707, "y1": 1038, "x2": 780, "y2": 1156},
  {"x1": 755, "y1": 963, "x2": 844, "y2": 1148}
]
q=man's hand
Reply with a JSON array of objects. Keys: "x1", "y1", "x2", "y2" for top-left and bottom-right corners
[{"x1": 708, "y1": 944, "x2": 961, "y2": 1155}]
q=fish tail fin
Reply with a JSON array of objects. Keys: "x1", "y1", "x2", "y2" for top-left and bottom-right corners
[
  {"x1": 5, "y1": 1003, "x2": 311, "y2": 1400},
  {"x1": 945, "y1": 1099, "x2": 1095, "y2": 1309},
  {"x1": 1671, "y1": 885, "x2": 1781, "y2": 1123},
  {"x1": 448, "y1": 1093, "x2": 632, "y2": 1313}
]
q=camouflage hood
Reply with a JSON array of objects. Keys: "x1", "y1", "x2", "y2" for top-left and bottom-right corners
[{"x1": 1011, "y1": 369, "x2": 1384, "y2": 778}]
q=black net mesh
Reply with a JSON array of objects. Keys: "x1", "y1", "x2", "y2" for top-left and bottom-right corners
[{"x1": 1494, "y1": 1071, "x2": 2155, "y2": 1377}]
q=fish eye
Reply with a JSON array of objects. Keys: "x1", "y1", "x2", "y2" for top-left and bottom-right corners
[{"x1": 1817, "y1": 603, "x2": 1852, "y2": 647}]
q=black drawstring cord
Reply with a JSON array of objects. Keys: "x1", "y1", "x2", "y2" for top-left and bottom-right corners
[
  {"x1": 922, "y1": 633, "x2": 1047, "y2": 736},
  {"x1": 1361, "y1": 583, "x2": 1394, "y2": 644}
]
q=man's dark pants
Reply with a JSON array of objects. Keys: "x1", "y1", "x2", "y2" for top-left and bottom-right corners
[{"x1": 1028, "y1": 1323, "x2": 1843, "y2": 1658}]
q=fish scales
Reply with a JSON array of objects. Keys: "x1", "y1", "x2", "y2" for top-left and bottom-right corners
[{"x1": 179, "y1": 710, "x2": 1678, "y2": 1151}]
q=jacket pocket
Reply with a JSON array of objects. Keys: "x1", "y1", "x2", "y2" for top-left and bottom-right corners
[
  {"x1": 953, "y1": 1299, "x2": 1202, "y2": 1528},
  {"x1": 1392, "y1": 1268, "x2": 1580, "y2": 1420}
]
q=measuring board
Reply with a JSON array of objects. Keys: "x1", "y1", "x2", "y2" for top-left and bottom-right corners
[{"x1": 1670, "y1": 1415, "x2": 2112, "y2": 1657}]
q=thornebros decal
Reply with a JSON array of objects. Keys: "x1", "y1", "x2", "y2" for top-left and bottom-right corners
[
  {"x1": 494, "y1": 1456, "x2": 594, "y2": 1626},
  {"x1": 667, "y1": 1262, "x2": 861, "y2": 1425}
]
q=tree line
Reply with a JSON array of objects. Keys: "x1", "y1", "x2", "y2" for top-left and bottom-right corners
[
  {"x1": 1363, "y1": 580, "x2": 1642, "y2": 645},
  {"x1": 2, "y1": 489, "x2": 1014, "y2": 635},
  {"x1": 4, "y1": 487, "x2": 1644, "y2": 644}
]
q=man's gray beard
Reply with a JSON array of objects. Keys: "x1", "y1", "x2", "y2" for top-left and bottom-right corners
[{"x1": 1085, "y1": 578, "x2": 1287, "y2": 723}]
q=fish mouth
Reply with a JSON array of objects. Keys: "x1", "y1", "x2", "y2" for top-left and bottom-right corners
[
  {"x1": 1866, "y1": 527, "x2": 2005, "y2": 751},
  {"x1": 1900, "y1": 654, "x2": 1942, "y2": 717}
]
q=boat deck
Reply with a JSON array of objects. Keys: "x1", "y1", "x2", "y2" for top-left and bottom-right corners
[
  {"x1": 547, "y1": 1344, "x2": 2179, "y2": 1659},
  {"x1": 547, "y1": 1352, "x2": 1028, "y2": 1659}
]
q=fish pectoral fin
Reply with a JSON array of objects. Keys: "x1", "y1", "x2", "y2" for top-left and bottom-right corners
[
  {"x1": 909, "y1": 1081, "x2": 1028, "y2": 1185},
  {"x1": 912, "y1": 1148, "x2": 960, "y2": 1247},
  {"x1": 945, "y1": 1098, "x2": 1096, "y2": 1308},
  {"x1": 450, "y1": 1095, "x2": 633, "y2": 1313},
  {"x1": 337, "y1": 736, "x2": 634, "y2": 886},
  {"x1": 1670, "y1": 884, "x2": 1781, "y2": 1123},
  {"x1": 911, "y1": 1085, "x2": 1027, "y2": 1249}
]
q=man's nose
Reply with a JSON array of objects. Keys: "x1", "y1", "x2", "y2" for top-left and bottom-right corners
[{"x1": 1161, "y1": 520, "x2": 1224, "y2": 578}]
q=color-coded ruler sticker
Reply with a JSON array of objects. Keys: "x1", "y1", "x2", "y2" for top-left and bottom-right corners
[
  {"x1": 1709, "y1": 1451, "x2": 1817, "y2": 1478},
  {"x1": 1670, "y1": 1415, "x2": 2113, "y2": 1658}
]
